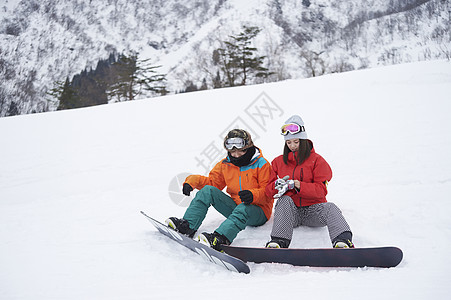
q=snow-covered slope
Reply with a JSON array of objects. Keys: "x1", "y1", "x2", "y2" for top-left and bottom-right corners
[{"x1": 0, "y1": 60, "x2": 450, "y2": 299}]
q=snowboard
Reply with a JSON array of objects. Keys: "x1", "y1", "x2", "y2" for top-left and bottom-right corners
[
  {"x1": 221, "y1": 245, "x2": 403, "y2": 268},
  {"x1": 140, "y1": 211, "x2": 250, "y2": 274}
]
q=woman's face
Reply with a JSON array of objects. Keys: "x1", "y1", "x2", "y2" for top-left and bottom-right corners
[
  {"x1": 229, "y1": 148, "x2": 247, "y2": 158},
  {"x1": 286, "y1": 139, "x2": 300, "y2": 152}
]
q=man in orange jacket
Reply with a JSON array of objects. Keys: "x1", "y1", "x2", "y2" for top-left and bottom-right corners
[{"x1": 166, "y1": 129, "x2": 273, "y2": 251}]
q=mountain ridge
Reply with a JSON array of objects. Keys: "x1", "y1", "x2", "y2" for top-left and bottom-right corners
[{"x1": 0, "y1": 0, "x2": 449, "y2": 116}]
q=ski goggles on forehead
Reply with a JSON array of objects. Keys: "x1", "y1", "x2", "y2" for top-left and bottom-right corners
[
  {"x1": 225, "y1": 137, "x2": 247, "y2": 150},
  {"x1": 281, "y1": 123, "x2": 305, "y2": 135}
]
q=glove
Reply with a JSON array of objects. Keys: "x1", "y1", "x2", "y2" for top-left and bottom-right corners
[
  {"x1": 182, "y1": 183, "x2": 193, "y2": 196},
  {"x1": 275, "y1": 175, "x2": 290, "y2": 190},
  {"x1": 274, "y1": 183, "x2": 288, "y2": 198},
  {"x1": 274, "y1": 177, "x2": 296, "y2": 199},
  {"x1": 286, "y1": 179, "x2": 295, "y2": 190},
  {"x1": 238, "y1": 190, "x2": 253, "y2": 204}
]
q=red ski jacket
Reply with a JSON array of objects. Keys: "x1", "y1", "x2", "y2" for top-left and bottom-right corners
[{"x1": 265, "y1": 143, "x2": 332, "y2": 207}]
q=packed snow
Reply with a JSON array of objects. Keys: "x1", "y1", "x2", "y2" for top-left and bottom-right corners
[{"x1": 1, "y1": 60, "x2": 450, "y2": 299}]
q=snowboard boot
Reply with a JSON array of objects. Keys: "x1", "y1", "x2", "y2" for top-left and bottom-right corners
[
  {"x1": 198, "y1": 231, "x2": 230, "y2": 251},
  {"x1": 165, "y1": 217, "x2": 196, "y2": 238},
  {"x1": 266, "y1": 237, "x2": 290, "y2": 248},
  {"x1": 332, "y1": 231, "x2": 355, "y2": 248},
  {"x1": 333, "y1": 239, "x2": 354, "y2": 248}
]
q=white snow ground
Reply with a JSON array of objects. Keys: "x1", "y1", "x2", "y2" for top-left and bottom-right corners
[{"x1": 1, "y1": 60, "x2": 450, "y2": 299}]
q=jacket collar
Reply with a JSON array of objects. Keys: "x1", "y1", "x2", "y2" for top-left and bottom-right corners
[{"x1": 224, "y1": 147, "x2": 262, "y2": 166}]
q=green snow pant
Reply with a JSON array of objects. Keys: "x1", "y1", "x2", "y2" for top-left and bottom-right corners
[{"x1": 183, "y1": 185, "x2": 267, "y2": 242}]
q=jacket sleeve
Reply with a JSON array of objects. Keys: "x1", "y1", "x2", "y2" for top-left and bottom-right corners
[
  {"x1": 247, "y1": 159, "x2": 272, "y2": 206},
  {"x1": 184, "y1": 161, "x2": 226, "y2": 191},
  {"x1": 297, "y1": 156, "x2": 332, "y2": 199},
  {"x1": 265, "y1": 158, "x2": 279, "y2": 198}
]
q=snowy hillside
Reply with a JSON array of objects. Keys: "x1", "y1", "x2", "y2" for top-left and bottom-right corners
[
  {"x1": 1, "y1": 60, "x2": 451, "y2": 299},
  {"x1": 1, "y1": 0, "x2": 450, "y2": 116}
]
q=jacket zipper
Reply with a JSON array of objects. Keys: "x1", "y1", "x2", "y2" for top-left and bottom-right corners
[
  {"x1": 239, "y1": 168, "x2": 242, "y2": 191},
  {"x1": 292, "y1": 151, "x2": 298, "y2": 180},
  {"x1": 298, "y1": 168, "x2": 303, "y2": 205}
]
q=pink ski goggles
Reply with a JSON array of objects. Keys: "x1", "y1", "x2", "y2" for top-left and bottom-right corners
[{"x1": 281, "y1": 123, "x2": 305, "y2": 135}]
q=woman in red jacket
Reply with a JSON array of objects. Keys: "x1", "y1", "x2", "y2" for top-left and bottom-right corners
[{"x1": 265, "y1": 115, "x2": 354, "y2": 248}]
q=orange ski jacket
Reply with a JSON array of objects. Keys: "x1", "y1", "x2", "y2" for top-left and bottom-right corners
[{"x1": 184, "y1": 148, "x2": 274, "y2": 220}]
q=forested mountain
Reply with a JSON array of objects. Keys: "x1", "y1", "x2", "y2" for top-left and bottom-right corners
[{"x1": 0, "y1": 0, "x2": 449, "y2": 116}]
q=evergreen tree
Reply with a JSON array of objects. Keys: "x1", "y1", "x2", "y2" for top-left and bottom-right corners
[
  {"x1": 216, "y1": 42, "x2": 239, "y2": 87},
  {"x1": 56, "y1": 78, "x2": 78, "y2": 110},
  {"x1": 6, "y1": 101, "x2": 19, "y2": 116},
  {"x1": 216, "y1": 26, "x2": 272, "y2": 87},
  {"x1": 200, "y1": 78, "x2": 208, "y2": 90},
  {"x1": 212, "y1": 70, "x2": 223, "y2": 89},
  {"x1": 107, "y1": 54, "x2": 167, "y2": 102},
  {"x1": 183, "y1": 81, "x2": 198, "y2": 93},
  {"x1": 53, "y1": 53, "x2": 167, "y2": 110},
  {"x1": 74, "y1": 68, "x2": 108, "y2": 107}
]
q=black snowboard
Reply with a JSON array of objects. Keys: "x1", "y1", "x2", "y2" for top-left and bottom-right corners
[
  {"x1": 141, "y1": 211, "x2": 250, "y2": 273},
  {"x1": 221, "y1": 245, "x2": 403, "y2": 268}
]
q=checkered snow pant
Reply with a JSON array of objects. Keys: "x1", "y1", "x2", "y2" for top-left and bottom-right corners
[{"x1": 270, "y1": 196, "x2": 352, "y2": 245}]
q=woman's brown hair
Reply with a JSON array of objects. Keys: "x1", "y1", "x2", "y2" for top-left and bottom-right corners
[{"x1": 283, "y1": 139, "x2": 312, "y2": 165}]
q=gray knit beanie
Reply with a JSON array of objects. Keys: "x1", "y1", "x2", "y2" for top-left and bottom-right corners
[{"x1": 282, "y1": 115, "x2": 308, "y2": 140}]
